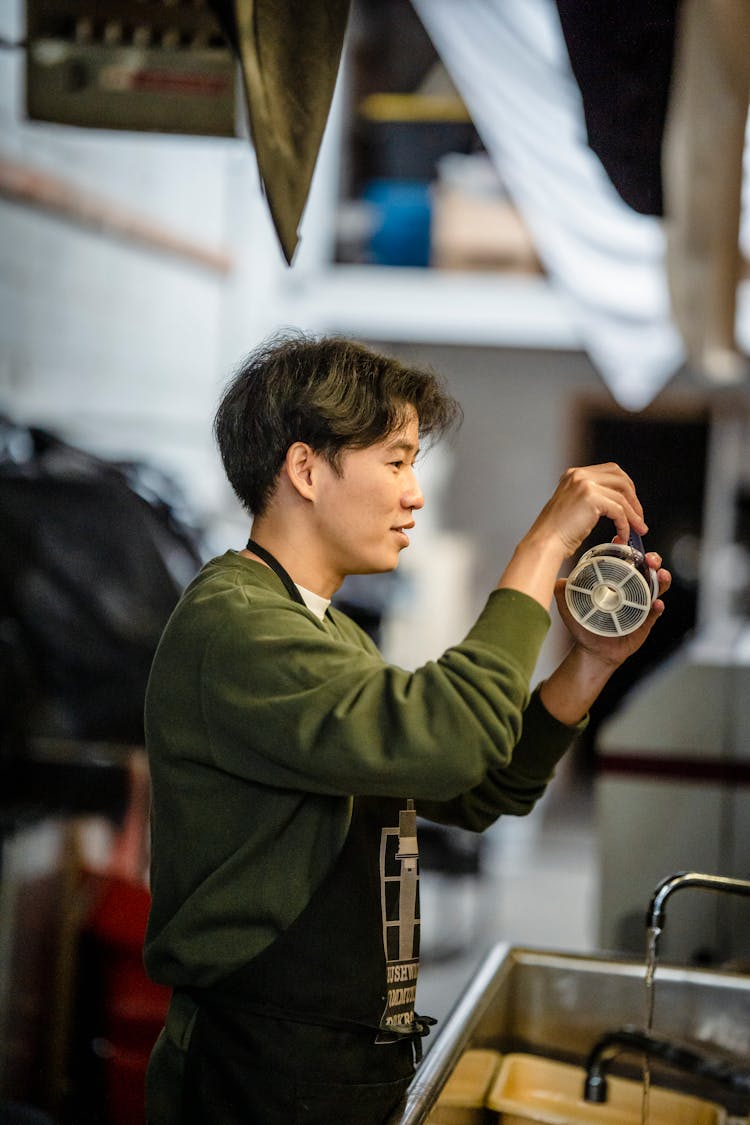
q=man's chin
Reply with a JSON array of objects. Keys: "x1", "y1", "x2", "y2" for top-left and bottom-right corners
[{"x1": 351, "y1": 557, "x2": 401, "y2": 576}]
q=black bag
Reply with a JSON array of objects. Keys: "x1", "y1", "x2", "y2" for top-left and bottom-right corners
[{"x1": 0, "y1": 418, "x2": 203, "y2": 761}]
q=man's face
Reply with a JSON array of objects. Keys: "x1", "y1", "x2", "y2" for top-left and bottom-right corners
[{"x1": 312, "y1": 406, "x2": 425, "y2": 585}]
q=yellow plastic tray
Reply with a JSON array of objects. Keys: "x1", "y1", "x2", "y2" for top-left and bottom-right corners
[
  {"x1": 426, "y1": 1048, "x2": 503, "y2": 1123},
  {"x1": 486, "y1": 1053, "x2": 726, "y2": 1125}
]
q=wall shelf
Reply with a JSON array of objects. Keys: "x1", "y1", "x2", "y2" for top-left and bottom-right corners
[{"x1": 282, "y1": 265, "x2": 581, "y2": 348}]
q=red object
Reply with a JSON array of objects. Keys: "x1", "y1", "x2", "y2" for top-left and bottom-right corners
[{"x1": 86, "y1": 876, "x2": 170, "y2": 1125}]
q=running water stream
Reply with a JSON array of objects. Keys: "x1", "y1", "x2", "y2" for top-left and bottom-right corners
[{"x1": 641, "y1": 925, "x2": 662, "y2": 1125}]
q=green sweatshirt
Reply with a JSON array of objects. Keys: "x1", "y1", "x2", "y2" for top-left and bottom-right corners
[{"x1": 144, "y1": 551, "x2": 583, "y2": 988}]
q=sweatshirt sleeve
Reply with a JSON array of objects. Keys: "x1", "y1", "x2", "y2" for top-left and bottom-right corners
[
  {"x1": 416, "y1": 687, "x2": 588, "y2": 831},
  {"x1": 191, "y1": 586, "x2": 552, "y2": 800}
]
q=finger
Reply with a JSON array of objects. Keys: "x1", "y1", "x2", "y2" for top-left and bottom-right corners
[
  {"x1": 606, "y1": 500, "x2": 645, "y2": 543},
  {"x1": 598, "y1": 487, "x2": 647, "y2": 541},
  {"x1": 581, "y1": 487, "x2": 638, "y2": 544},
  {"x1": 656, "y1": 567, "x2": 671, "y2": 596},
  {"x1": 647, "y1": 569, "x2": 671, "y2": 615},
  {"x1": 610, "y1": 470, "x2": 647, "y2": 536},
  {"x1": 605, "y1": 508, "x2": 630, "y2": 545},
  {"x1": 592, "y1": 463, "x2": 646, "y2": 531},
  {"x1": 624, "y1": 504, "x2": 648, "y2": 536}
]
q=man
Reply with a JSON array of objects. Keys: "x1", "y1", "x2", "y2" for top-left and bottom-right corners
[{"x1": 144, "y1": 333, "x2": 669, "y2": 1124}]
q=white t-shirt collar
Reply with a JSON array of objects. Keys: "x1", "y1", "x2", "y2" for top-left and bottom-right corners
[{"x1": 296, "y1": 583, "x2": 331, "y2": 620}]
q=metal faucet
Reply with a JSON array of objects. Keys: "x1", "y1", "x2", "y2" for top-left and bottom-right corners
[
  {"x1": 583, "y1": 1025, "x2": 750, "y2": 1104},
  {"x1": 647, "y1": 871, "x2": 750, "y2": 930}
]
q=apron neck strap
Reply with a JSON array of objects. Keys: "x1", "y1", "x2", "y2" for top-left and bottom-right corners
[{"x1": 246, "y1": 538, "x2": 306, "y2": 606}]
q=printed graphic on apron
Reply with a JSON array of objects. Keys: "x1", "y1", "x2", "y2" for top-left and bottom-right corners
[{"x1": 379, "y1": 800, "x2": 420, "y2": 1031}]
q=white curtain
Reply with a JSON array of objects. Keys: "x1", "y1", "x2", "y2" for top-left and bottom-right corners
[{"x1": 411, "y1": 0, "x2": 686, "y2": 411}]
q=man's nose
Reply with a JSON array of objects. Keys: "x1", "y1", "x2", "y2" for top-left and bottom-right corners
[{"x1": 403, "y1": 472, "x2": 424, "y2": 510}]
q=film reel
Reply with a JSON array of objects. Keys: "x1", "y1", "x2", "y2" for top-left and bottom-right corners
[{"x1": 564, "y1": 531, "x2": 658, "y2": 637}]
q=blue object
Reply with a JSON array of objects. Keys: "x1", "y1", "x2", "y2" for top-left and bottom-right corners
[{"x1": 363, "y1": 180, "x2": 432, "y2": 268}]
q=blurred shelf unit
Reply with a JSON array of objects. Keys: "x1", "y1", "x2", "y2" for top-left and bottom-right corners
[
  {"x1": 314, "y1": 0, "x2": 566, "y2": 347},
  {"x1": 282, "y1": 266, "x2": 580, "y2": 349},
  {"x1": 338, "y1": 87, "x2": 543, "y2": 280}
]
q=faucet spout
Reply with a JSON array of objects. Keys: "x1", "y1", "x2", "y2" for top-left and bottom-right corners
[
  {"x1": 583, "y1": 1025, "x2": 750, "y2": 1104},
  {"x1": 646, "y1": 871, "x2": 750, "y2": 930}
]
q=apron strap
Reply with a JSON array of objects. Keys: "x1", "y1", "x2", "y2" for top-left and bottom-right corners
[
  {"x1": 182, "y1": 987, "x2": 436, "y2": 1060},
  {"x1": 246, "y1": 537, "x2": 306, "y2": 606}
]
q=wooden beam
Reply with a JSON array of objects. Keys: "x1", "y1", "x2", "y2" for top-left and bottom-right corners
[{"x1": 0, "y1": 155, "x2": 233, "y2": 275}]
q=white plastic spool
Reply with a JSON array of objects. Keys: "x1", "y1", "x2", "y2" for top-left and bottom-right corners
[{"x1": 564, "y1": 542, "x2": 659, "y2": 637}]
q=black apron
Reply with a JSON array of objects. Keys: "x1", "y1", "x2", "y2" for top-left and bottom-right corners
[
  {"x1": 147, "y1": 797, "x2": 434, "y2": 1124},
  {"x1": 146, "y1": 543, "x2": 435, "y2": 1125}
]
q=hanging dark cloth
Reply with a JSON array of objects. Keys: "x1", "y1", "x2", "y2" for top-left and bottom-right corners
[
  {"x1": 210, "y1": 0, "x2": 352, "y2": 264},
  {"x1": 555, "y1": 0, "x2": 681, "y2": 215}
]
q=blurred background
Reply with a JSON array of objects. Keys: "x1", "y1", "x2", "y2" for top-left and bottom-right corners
[{"x1": 1, "y1": 1, "x2": 750, "y2": 1122}]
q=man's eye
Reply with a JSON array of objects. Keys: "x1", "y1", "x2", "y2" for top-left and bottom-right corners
[{"x1": 391, "y1": 460, "x2": 403, "y2": 469}]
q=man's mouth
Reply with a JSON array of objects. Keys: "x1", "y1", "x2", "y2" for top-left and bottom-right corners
[{"x1": 392, "y1": 524, "x2": 413, "y2": 546}]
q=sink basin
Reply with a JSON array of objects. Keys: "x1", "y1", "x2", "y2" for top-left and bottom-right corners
[
  {"x1": 425, "y1": 1049, "x2": 502, "y2": 1124},
  {"x1": 398, "y1": 944, "x2": 750, "y2": 1123},
  {"x1": 486, "y1": 1053, "x2": 724, "y2": 1124}
]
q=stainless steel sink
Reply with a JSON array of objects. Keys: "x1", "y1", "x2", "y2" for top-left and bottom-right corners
[{"x1": 398, "y1": 944, "x2": 750, "y2": 1123}]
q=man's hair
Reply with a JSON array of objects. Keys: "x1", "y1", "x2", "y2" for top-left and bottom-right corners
[{"x1": 214, "y1": 332, "x2": 462, "y2": 516}]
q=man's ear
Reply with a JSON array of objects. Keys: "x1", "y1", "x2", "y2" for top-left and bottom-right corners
[{"x1": 284, "y1": 441, "x2": 318, "y2": 500}]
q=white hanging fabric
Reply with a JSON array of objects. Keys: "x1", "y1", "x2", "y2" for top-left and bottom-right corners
[{"x1": 410, "y1": 0, "x2": 686, "y2": 411}]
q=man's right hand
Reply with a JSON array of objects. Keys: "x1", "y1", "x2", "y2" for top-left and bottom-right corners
[{"x1": 496, "y1": 462, "x2": 649, "y2": 611}]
